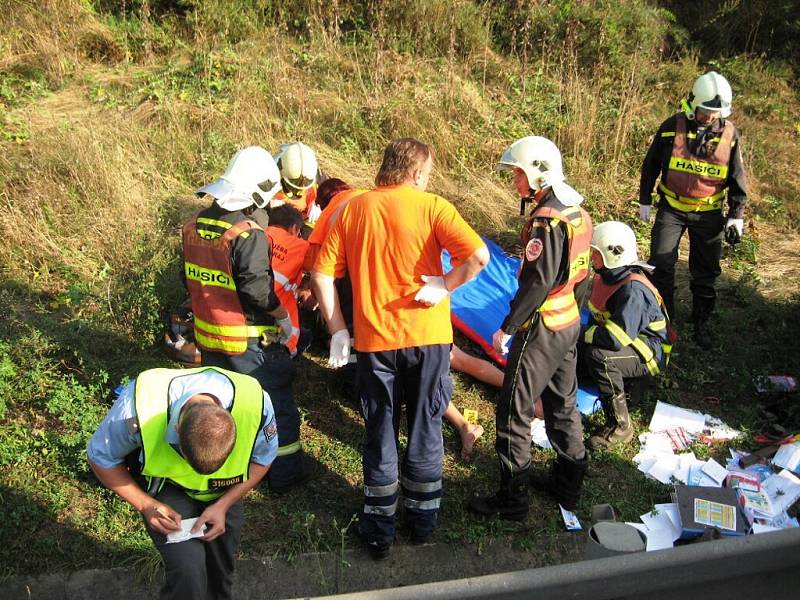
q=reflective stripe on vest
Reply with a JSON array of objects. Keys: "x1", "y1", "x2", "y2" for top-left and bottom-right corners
[
  {"x1": 183, "y1": 215, "x2": 262, "y2": 356},
  {"x1": 587, "y1": 273, "x2": 671, "y2": 375},
  {"x1": 529, "y1": 203, "x2": 592, "y2": 331},
  {"x1": 135, "y1": 367, "x2": 263, "y2": 502},
  {"x1": 662, "y1": 113, "x2": 734, "y2": 212}
]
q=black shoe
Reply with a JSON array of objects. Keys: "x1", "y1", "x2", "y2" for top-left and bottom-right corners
[
  {"x1": 366, "y1": 540, "x2": 391, "y2": 561},
  {"x1": 268, "y1": 461, "x2": 314, "y2": 494},
  {"x1": 468, "y1": 491, "x2": 529, "y2": 521},
  {"x1": 693, "y1": 320, "x2": 715, "y2": 350},
  {"x1": 409, "y1": 532, "x2": 431, "y2": 546}
]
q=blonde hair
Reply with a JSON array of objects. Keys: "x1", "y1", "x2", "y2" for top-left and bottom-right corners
[
  {"x1": 375, "y1": 138, "x2": 432, "y2": 186},
  {"x1": 178, "y1": 402, "x2": 236, "y2": 474}
]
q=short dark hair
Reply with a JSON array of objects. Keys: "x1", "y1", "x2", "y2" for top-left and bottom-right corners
[
  {"x1": 178, "y1": 402, "x2": 236, "y2": 474},
  {"x1": 375, "y1": 138, "x2": 432, "y2": 187},
  {"x1": 315, "y1": 178, "x2": 352, "y2": 210},
  {"x1": 267, "y1": 204, "x2": 304, "y2": 232}
]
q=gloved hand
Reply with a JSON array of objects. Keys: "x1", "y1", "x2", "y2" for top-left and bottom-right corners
[
  {"x1": 328, "y1": 329, "x2": 351, "y2": 368},
  {"x1": 492, "y1": 329, "x2": 512, "y2": 355},
  {"x1": 306, "y1": 203, "x2": 322, "y2": 224},
  {"x1": 414, "y1": 275, "x2": 450, "y2": 307},
  {"x1": 725, "y1": 218, "x2": 743, "y2": 246},
  {"x1": 276, "y1": 315, "x2": 294, "y2": 345},
  {"x1": 639, "y1": 204, "x2": 652, "y2": 223}
]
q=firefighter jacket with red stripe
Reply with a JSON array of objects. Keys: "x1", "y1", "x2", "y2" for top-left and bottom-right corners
[
  {"x1": 639, "y1": 112, "x2": 748, "y2": 218},
  {"x1": 502, "y1": 191, "x2": 592, "y2": 335},
  {"x1": 265, "y1": 225, "x2": 309, "y2": 354},
  {"x1": 182, "y1": 203, "x2": 281, "y2": 355},
  {"x1": 583, "y1": 266, "x2": 670, "y2": 374}
]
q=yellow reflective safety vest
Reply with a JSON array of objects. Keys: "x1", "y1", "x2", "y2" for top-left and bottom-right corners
[
  {"x1": 526, "y1": 202, "x2": 592, "y2": 331},
  {"x1": 135, "y1": 367, "x2": 263, "y2": 502},
  {"x1": 182, "y1": 214, "x2": 274, "y2": 355},
  {"x1": 586, "y1": 273, "x2": 672, "y2": 375},
  {"x1": 661, "y1": 113, "x2": 735, "y2": 212}
]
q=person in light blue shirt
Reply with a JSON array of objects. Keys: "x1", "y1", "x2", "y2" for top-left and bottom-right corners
[{"x1": 88, "y1": 367, "x2": 277, "y2": 600}]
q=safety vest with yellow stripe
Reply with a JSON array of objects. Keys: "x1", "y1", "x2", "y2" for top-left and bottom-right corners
[
  {"x1": 585, "y1": 273, "x2": 672, "y2": 375},
  {"x1": 135, "y1": 367, "x2": 263, "y2": 502},
  {"x1": 525, "y1": 202, "x2": 592, "y2": 331},
  {"x1": 660, "y1": 113, "x2": 735, "y2": 212},
  {"x1": 266, "y1": 226, "x2": 309, "y2": 354},
  {"x1": 182, "y1": 214, "x2": 275, "y2": 355}
]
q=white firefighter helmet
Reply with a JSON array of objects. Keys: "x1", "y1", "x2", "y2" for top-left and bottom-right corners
[
  {"x1": 685, "y1": 71, "x2": 732, "y2": 119},
  {"x1": 591, "y1": 221, "x2": 652, "y2": 270},
  {"x1": 276, "y1": 142, "x2": 318, "y2": 192},
  {"x1": 196, "y1": 146, "x2": 281, "y2": 211},
  {"x1": 497, "y1": 136, "x2": 583, "y2": 206}
]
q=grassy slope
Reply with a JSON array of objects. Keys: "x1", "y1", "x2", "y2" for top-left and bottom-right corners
[{"x1": 1, "y1": 0, "x2": 799, "y2": 580}]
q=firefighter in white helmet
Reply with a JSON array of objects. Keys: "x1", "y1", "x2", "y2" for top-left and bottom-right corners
[
  {"x1": 582, "y1": 221, "x2": 672, "y2": 450},
  {"x1": 469, "y1": 136, "x2": 592, "y2": 519},
  {"x1": 183, "y1": 146, "x2": 312, "y2": 494},
  {"x1": 272, "y1": 142, "x2": 322, "y2": 233},
  {"x1": 638, "y1": 71, "x2": 748, "y2": 349}
]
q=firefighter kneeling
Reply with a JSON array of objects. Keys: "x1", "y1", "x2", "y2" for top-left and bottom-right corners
[{"x1": 582, "y1": 222, "x2": 672, "y2": 450}]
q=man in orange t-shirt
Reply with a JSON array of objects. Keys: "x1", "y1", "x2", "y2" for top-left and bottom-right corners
[{"x1": 311, "y1": 138, "x2": 489, "y2": 560}]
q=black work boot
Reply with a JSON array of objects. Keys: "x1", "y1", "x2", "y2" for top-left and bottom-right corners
[
  {"x1": 588, "y1": 393, "x2": 634, "y2": 451},
  {"x1": 692, "y1": 319, "x2": 716, "y2": 350},
  {"x1": 468, "y1": 470, "x2": 529, "y2": 521},
  {"x1": 531, "y1": 454, "x2": 589, "y2": 511},
  {"x1": 692, "y1": 295, "x2": 716, "y2": 350}
]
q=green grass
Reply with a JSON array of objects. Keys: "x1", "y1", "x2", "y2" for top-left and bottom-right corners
[{"x1": 1, "y1": 0, "x2": 800, "y2": 582}]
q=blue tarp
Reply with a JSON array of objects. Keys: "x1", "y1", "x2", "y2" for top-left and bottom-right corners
[{"x1": 443, "y1": 237, "x2": 599, "y2": 415}]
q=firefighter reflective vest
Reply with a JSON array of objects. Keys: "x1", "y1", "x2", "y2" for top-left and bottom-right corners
[
  {"x1": 265, "y1": 226, "x2": 308, "y2": 354},
  {"x1": 135, "y1": 367, "x2": 263, "y2": 502},
  {"x1": 586, "y1": 273, "x2": 672, "y2": 375},
  {"x1": 660, "y1": 113, "x2": 735, "y2": 212},
  {"x1": 273, "y1": 185, "x2": 318, "y2": 223},
  {"x1": 524, "y1": 202, "x2": 592, "y2": 331},
  {"x1": 183, "y1": 214, "x2": 273, "y2": 355}
]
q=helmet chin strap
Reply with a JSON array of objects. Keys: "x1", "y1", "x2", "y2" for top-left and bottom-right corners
[{"x1": 520, "y1": 188, "x2": 548, "y2": 215}]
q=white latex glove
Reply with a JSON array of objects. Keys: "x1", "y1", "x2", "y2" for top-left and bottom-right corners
[
  {"x1": 639, "y1": 204, "x2": 652, "y2": 223},
  {"x1": 306, "y1": 203, "x2": 322, "y2": 224},
  {"x1": 726, "y1": 218, "x2": 743, "y2": 236},
  {"x1": 414, "y1": 275, "x2": 450, "y2": 307},
  {"x1": 492, "y1": 329, "x2": 512, "y2": 355},
  {"x1": 276, "y1": 316, "x2": 294, "y2": 345},
  {"x1": 328, "y1": 329, "x2": 351, "y2": 368}
]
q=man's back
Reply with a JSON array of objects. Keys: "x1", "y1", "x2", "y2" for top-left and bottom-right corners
[{"x1": 322, "y1": 183, "x2": 482, "y2": 352}]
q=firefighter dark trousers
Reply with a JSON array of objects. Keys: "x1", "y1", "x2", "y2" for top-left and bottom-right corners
[
  {"x1": 201, "y1": 341, "x2": 302, "y2": 489},
  {"x1": 649, "y1": 203, "x2": 724, "y2": 319},
  {"x1": 497, "y1": 316, "x2": 585, "y2": 475},
  {"x1": 356, "y1": 344, "x2": 452, "y2": 547},
  {"x1": 146, "y1": 483, "x2": 244, "y2": 600},
  {"x1": 582, "y1": 344, "x2": 651, "y2": 399}
]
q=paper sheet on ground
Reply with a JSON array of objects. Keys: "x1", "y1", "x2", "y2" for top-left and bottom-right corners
[
  {"x1": 641, "y1": 503, "x2": 682, "y2": 542},
  {"x1": 648, "y1": 401, "x2": 706, "y2": 434},
  {"x1": 626, "y1": 521, "x2": 673, "y2": 551},
  {"x1": 762, "y1": 470, "x2": 800, "y2": 514},
  {"x1": 166, "y1": 517, "x2": 206, "y2": 544},
  {"x1": 772, "y1": 442, "x2": 800, "y2": 473}
]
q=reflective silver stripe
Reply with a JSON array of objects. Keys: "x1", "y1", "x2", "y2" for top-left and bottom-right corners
[
  {"x1": 364, "y1": 481, "x2": 399, "y2": 498},
  {"x1": 363, "y1": 499, "x2": 398, "y2": 516},
  {"x1": 403, "y1": 497, "x2": 441, "y2": 510},
  {"x1": 400, "y1": 476, "x2": 442, "y2": 494},
  {"x1": 273, "y1": 270, "x2": 291, "y2": 288}
]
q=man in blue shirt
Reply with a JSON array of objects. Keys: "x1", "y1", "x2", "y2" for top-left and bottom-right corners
[{"x1": 88, "y1": 367, "x2": 278, "y2": 600}]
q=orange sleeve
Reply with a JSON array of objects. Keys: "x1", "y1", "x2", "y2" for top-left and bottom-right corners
[
  {"x1": 314, "y1": 213, "x2": 347, "y2": 278},
  {"x1": 433, "y1": 198, "x2": 485, "y2": 262}
]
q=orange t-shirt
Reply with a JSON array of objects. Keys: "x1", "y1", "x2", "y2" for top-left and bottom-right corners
[
  {"x1": 305, "y1": 188, "x2": 366, "y2": 271},
  {"x1": 315, "y1": 184, "x2": 485, "y2": 352}
]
